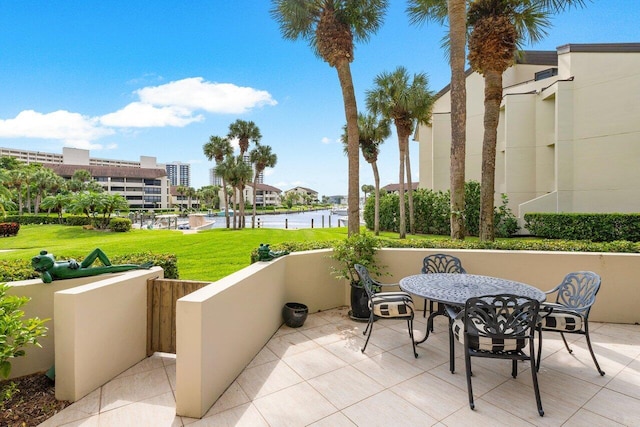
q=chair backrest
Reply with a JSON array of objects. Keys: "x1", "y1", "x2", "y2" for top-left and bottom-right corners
[
  {"x1": 464, "y1": 294, "x2": 540, "y2": 340},
  {"x1": 422, "y1": 253, "x2": 466, "y2": 274},
  {"x1": 553, "y1": 271, "x2": 601, "y2": 314},
  {"x1": 354, "y1": 264, "x2": 379, "y2": 299}
]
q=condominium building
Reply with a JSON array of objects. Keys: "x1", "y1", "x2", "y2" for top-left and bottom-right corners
[
  {"x1": 416, "y1": 43, "x2": 640, "y2": 224},
  {"x1": 0, "y1": 147, "x2": 170, "y2": 209},
  {"x1": 165, "y1": 162, "x2": 191, "y2": 187}
]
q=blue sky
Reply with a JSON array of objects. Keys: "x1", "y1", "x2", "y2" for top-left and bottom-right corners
[{"x1": 0, "y1": 1, "x2": 637, "y2": 197}]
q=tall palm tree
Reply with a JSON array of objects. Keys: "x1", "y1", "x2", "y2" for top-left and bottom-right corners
[
  {"x1": 366, "y1": 66, "x2": 434, "y2": 238},
  {"x1": 203, "y1": 135, "x2": 233, "y2": 227},
  {"x1": 342, "y1": 113, "x2": 390, "y2": 235},
  {"x1": 215, "y1": 155, "x2": 253, "y2": 229},
  {"x1": 271, "y1": 0, "x2": 388, "y2": 236},
  {"x1": 228, "y1": 120, "x2": 262, "y2": 157},
  {"x1": 408, "y1": 0, "x2": 468, "y2": 240},
  {"x1": 467, "y1": 0, "x2": 585, "y2": 241},
  {"x1": 249, "y1": 145, "x2": 278, "y2": 228}
]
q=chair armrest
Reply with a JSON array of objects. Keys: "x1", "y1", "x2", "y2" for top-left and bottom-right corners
[{"x1": 378, "y1": 282, "x2": 400, "y2": 288}]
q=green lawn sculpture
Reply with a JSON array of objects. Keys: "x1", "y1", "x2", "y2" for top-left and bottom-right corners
[
  {"x1": 256, "y1": 243, "x2": 289, "y2": 261},
  {"x1": 32, "y1": 248, "x2": 153, "y2": 284}
]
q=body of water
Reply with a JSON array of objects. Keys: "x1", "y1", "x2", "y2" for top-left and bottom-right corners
[{"x1": 205, "y1": 209, "x2": 348, "y2": 230}]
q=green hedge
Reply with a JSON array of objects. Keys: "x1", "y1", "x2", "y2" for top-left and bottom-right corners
[
  {"x1": 3, "y1": 215, "x2": 92, "y2": 226},
  {"x1": 524, "y1": 213, "x2": 640, "y2": 242},
  {"x1": 0, "y1": 252, "x2": 178, "y2": 282}
]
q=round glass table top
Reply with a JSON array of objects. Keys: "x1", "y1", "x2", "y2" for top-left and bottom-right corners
[{"x1": 399, "y1": 273, "x2": 545, "y2": 307}]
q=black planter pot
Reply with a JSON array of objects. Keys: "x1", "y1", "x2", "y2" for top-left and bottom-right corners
[
  {"x1": 349, "y1": 282, "x2": 371, "y2": 322},
  {"x1": 282, "y1": 302, "x2": 308, "y2": 328}
]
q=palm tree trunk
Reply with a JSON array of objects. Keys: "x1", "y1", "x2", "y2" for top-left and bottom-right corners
[
  {"x1": 449, "y1": 0, "x2": 467, "y2": 240},
  {"x1": 398, "y1": 141, "x2": 407, "y2": 239},
  {"x1": 239, "y1": 186, "x2": 245, "y2": 228},
  {"x1": 252, "y1": 176, "x2": 258, "y2": 228},
  {"x1": 335, "y1": 59, "x2": 360, "y2": 236},
  {"x1": 405, "y1": 139, "x2": 415, "y2": 234},
  {"x1": 372, "y1": 161, "x2": 381, "y2": 236},
  {"x1": 479, "y1": 69, "x2": 502, "y2": 241},
  {"x1": 222, "y1": 179, "x2": 230, "y2": 228}
]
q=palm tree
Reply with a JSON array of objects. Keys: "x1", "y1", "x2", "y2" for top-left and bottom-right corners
[
  {"x1": 408, "y1": 0, "x2": 467, "y2": 240},
  {"x1": 366, "y1": 66, "x2": 434, "y2": 238},
  {"x1": 249, "y1": 145, "x2": 277, "y2": 228},
  {"x1": 176, "y1": 185, "x2": 187, "y2": 210},
  {"x1": 40, "y1": 193, "x2": 70, "y2": 223},
  {"x1": 342, "y1": 113, "x2": 390, "y2": 235},
  {"x1": 228, "y1": 120, "x2": 262, "y2": 156},
  {"x1": 185, "y1": 187, "x2": 197, "y2": 210},
  {"x1": 215, "y1": 155, "x2": 253, "y2": 229},
  {"x1": 467, "y1": 0, "x2": 585, "y2": 241},
  {"x1": 271, "y1": 0, "x2": 388, "y2": 236},
  {"x1": 7, "y1": 168, "x2": 26, "y2": 215},
  {"x1": 203, "y1": 135, "x2": 233, "y2": 227}
]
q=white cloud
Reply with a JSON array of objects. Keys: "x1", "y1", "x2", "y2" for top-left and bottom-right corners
[
  {"x1": 321, "y1": 137, "x2": 333, "y2": 144},
  {"x1": 136, "y1": 77, "x2": 277, "y2": 114},
  {"x1": 100, "y1": 102, "x2": 203, "y2": 128},
  {"x1": 0, "y1": 77, "x2": 277, "y2": 146},
  {"x1": 0, "y1": 110, "x2": 113, "y2": 147}
]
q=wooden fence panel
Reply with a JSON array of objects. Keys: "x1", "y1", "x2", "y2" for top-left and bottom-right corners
[{"x1": 147, "y1": 278, "x2": 210, "y2": 355}]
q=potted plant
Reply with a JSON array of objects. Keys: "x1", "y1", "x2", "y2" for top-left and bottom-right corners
[{"x1": 330, "y1": 232, "x2": 383, "y2": 321}]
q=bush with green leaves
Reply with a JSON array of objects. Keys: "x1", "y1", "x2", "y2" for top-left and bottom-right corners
[
  {"x1": 524, "y1": 213, "x2": 640, "y2": 242},
  {"x1": 0, "y1": 252, "x2": 179, "y2": 282},
  {"x1": 0, "y1": 283, "x2": 49, "y2": 379},
  {"x1": 109, "y1": 217, "x2": 132, "y2": 232},
  {"x1": 364, "y1": 181, "x2": 519, "y2": 237},
  {"x1": 330, "y1": 232, "x2": 383, "y2": 285}
]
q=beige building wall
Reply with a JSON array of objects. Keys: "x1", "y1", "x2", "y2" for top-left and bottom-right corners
[{"x1": 417, "y1": 43, "x2": 640, "y2": 223}]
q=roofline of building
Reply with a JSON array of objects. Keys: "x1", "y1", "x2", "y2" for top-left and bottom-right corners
[{"x1": 557, "y1": 42, "x2": 640, "y2": 54}]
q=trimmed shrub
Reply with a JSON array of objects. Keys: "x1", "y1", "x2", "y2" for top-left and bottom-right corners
[
  {"x1": 0, "y1": 252, "x2": 179, "y2": 282},
  {"x1": 2, "y1": 215, "x2": 92, "y2": 226},
  {"x1": 109, "y1": 218, "x2": 132, "y2": 232},
  {"x1": 524, "y1": 213, "x2": 640, "y2": 242},
  {"x1": 0, "y1": 223, "x2": 20, "y2": 237}
]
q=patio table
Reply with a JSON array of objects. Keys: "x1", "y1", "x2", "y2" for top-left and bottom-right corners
[{"x1": 399, "y1": 273, "x2": 546, "y2": 344}]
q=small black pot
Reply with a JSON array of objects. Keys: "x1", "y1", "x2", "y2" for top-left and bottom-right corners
[
  {"x1": 282, "y1": 302, "x2": 308, "y2": 328},
  {"x1": 349, "y1": 282, "x2": 371, "y2": 322}
]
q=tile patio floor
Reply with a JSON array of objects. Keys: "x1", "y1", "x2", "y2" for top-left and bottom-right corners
[{"x1": 41, "y1": 307, "x2": 640, "y2": 426}]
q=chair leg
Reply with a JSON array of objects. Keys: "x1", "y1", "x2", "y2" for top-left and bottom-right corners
[
  {"x1": 407, "y1": 318, "x2": 418, "y2": 358},
  {"x1": 464, "y1": 347, "x2": 474, "y2": 410},
  {"x1": 512, "y1": 359, "x2": 518, "y2": 378},
  {"x1": 423, "y1": 300, "x2": 427, "y2": 318},
  {"x1": 361, "y1": 314, "x2": 375, "y2": 354},
  {"x1": 529, "y1": 343, "x2": 544, "y2": 416},
  {"x1": 560, "y1": 332, "x2": 572, "y2": 354},
  {"x1": 536, "y1": 325, "x2": 543, "y2": 372},
  {"x1": 449, "y1": 317, "x2": 456, "y2": 373},
  {"x1": 584, "y1": 321, "x2": 605, "y2": 376}
]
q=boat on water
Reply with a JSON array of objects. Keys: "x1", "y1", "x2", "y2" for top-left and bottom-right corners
[
  {"x1": 331, "y1": 206, "x2": 348, "y2": 216},
  {"x1": 216, "y1": 208, "x2": 235, "y2": 217}
]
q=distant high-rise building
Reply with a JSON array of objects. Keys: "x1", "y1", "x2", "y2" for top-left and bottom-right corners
[
  {"x1": 209, "y1": 168, "x2": 223, "y2": 187},
  {"x1": 165, "y1": 162, "x2": 191, "y2": 187}
]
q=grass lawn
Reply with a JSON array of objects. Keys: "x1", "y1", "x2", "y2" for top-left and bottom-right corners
[{"x1": 0, "y1": 225, "x2": 357, "y2": 281}]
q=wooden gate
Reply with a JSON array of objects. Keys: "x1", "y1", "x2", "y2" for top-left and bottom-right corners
[{"x1": 147, "y1": 278, "x2": 210, "y2": 355}]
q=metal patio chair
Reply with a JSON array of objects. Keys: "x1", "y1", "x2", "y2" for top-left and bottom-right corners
[
  {"x1": 537, "y1": 271, "x2": 605, "y2": 376},
  {"x1": 354, "y1": 264, "x2": 417, "y2": 358},
  {"x1": 453, "y1": 294, "x2": 544, "y2": 416}
]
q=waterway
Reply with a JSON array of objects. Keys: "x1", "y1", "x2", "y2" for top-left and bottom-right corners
[{"x1": 208, "y1": 209, "x2": 348, "y2": 230}]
